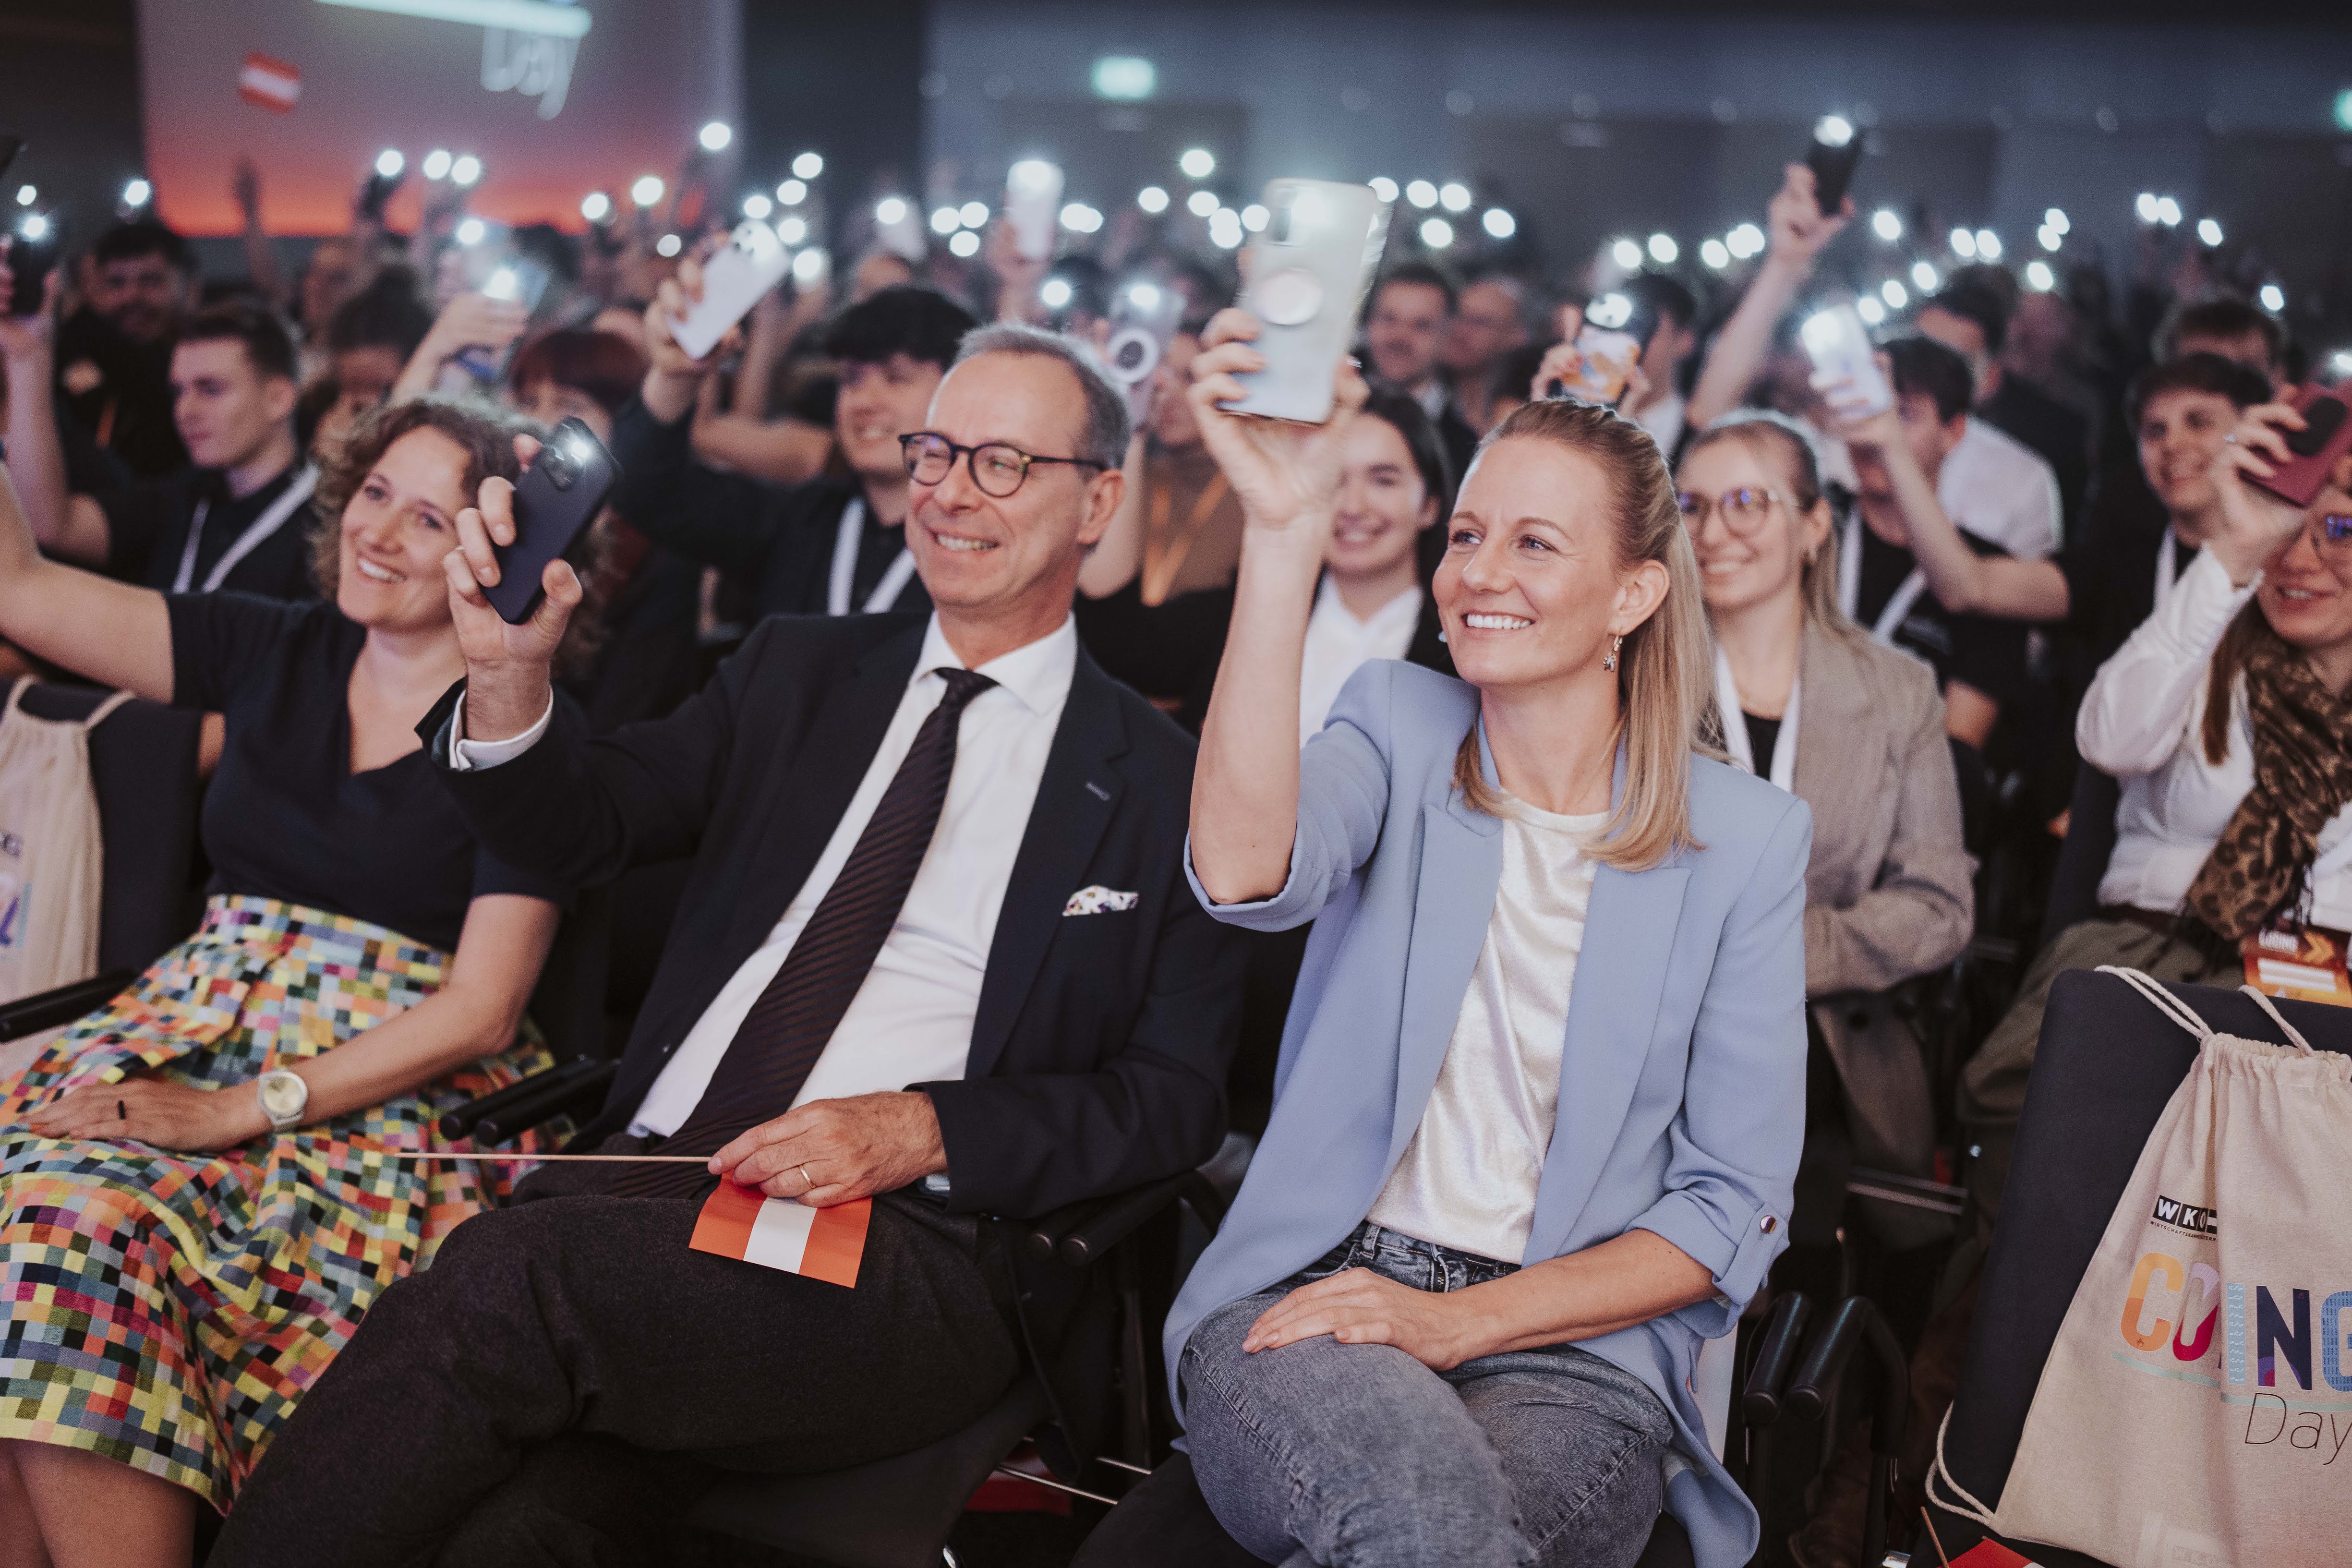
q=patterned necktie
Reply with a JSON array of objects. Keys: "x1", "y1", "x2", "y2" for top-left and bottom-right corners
[{"x1": 614, "y1": 667, "x2": 998, "y2": 1199}]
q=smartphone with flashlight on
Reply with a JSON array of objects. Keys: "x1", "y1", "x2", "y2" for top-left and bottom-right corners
[
  {"x1": 1799, "y1": 303, "x2": 1894, "y2": 418},
  {"x1": 5, "y1": 210, "x2": 60, "y2": 318},
  {"x1": 1102, "y1": 273, "x2": 1185, "y2": 426},
  {"x1": 454, "y1": 251, "x2": 554, "y2": 382},
  {"x1": 1549, "y1": 289, "x2": 1660, "y2": 407},
  {"x1": 485, "y1": 417, "x2": 620, "y2": 624},
  {"x1": 1229, "y1": 178, "x2": 1392, "y2": 423},
  {"x1": 672, "y1": 221, "x2": 792, "y2": 362},
  {"x1": 1004, "y1": 159, "x2": 1064, "y2": 263},
  {"x1": 2245, "y1": 386, "x2": 2352, "y2": 509},
  {"x1": 1806, "y1": 115, "x2": 1864, "y2": 216}
]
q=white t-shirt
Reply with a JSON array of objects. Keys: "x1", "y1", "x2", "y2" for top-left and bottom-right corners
[
  {"x1": 1938, "y1": 418, "x2": 2062, "y2": 560},
  {"x1": 1630, "y1": 391, "x2": 1688, "y2": 458},
  {"x1": 1298, "y1": 578, "x2": 1422, "y2": 747},
  {"x1": 1366, "y1": 799, "x2": 1607, "y2": 1263}
]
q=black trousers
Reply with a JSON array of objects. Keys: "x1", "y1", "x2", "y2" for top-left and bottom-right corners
[{"x1": 210, "y1": 1148, "x2": 1023, "y2": 1567}]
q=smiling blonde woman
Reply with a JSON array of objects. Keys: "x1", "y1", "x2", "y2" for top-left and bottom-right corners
[{"x1": 1166, "y1": 310, "x2": 1812, "y2": 1568}]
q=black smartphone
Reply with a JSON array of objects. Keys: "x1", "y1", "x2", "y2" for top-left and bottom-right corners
[
  {"x1": 485, "y1": 418, "x2": 619, "y2": 625},
  {"x1": 357, "y1": 166, "x2": 406, "y2": 224},
  {"x1": 6, "y1": 214, "x2": 59, "y2": 318},
  {"x1": 1805, "y1": 115, "x2": 1863, "y2": 217}
]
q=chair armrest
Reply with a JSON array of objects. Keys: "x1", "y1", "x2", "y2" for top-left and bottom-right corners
[
  {"x1": 1012, "y1": 1169, "x2": 1230, "y2": 1270},
  {"x1": 0, "y1": 971, "x2": 133, "y2": 1041},
  {"x1": 1740, "y1": 1291, "x2": 1814, "y2": 1429},
  {"x1": 438, "y1": 1058, "x2": 616, "y2": 1144},
  {"x1": 1786, "y1": 1295, "x2": 1909, "y2": 1454}
]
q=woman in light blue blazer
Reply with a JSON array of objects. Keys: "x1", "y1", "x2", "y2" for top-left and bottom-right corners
[{"x1": 1168, "y1": 311, "x2": 1811, "y2": 1568}]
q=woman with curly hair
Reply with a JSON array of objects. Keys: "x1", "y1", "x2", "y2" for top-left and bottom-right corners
[{"x1": 0, "y1": 398, "x2": 578, "y2": 1567}]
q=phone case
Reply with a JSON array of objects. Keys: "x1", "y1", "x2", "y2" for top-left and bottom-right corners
[
  {"x1": 671, "y1": 223, "x2": 791, "y2": 361},
  {"x1": 1558, "y1": 327, "x2": 1643, "y2": 405},
  {"x1": 1229, "y1": 180, "x2": 1392, "y2": 423},
  {"x1": 5, "y1": 227, "x2": 57, "y2": 319},
  {"x1": 1102, "y1": 276, "x2": 1185, "y2": 424},
  {"x1": 2248, "y1": 387, "x2": 2352, "y2": 508},
  {"x1": 1800, "y1": 305, "x2": 1894, "y2": 417},
  {"x1": 485, "y1": 418, "x2": 620, "y2": 625},
  {"x1": 1806, "y1": 125, "x2": 1864, "y2": 216},
  {"x1": 1005, "y1": 160, "x2": 1065, "y2": 262}
]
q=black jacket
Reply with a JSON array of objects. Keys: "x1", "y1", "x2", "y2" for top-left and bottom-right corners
[
  {"x1": 420, "y1": 612, "x2": 1244, "y2": 1221},
  {"x1": 607, "y1": 398, "x2": 930, "y2": 621}
]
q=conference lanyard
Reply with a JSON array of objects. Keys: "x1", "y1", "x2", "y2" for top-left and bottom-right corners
[
  {"x1": 825, "y1": 497, "x2": 918, "y2": 615},
  {"x1": 1713, "y1": 647, "x2": 1800, "y2": 793},
  {"x1": 173, "y1": 464, "x2": 319, "y2": 595},
  {"x1": 1839, "y1": 514, "x2": 1927, "y2": 646}
]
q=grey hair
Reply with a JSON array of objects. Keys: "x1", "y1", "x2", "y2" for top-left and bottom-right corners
[{"x1": 953, "y1": 322, "x2": 1133, "y2": 470}]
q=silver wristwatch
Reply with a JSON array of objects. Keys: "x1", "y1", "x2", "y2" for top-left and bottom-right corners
[{"x1": 255, "y1": 1069, "x2": 310, "y2": 1132}]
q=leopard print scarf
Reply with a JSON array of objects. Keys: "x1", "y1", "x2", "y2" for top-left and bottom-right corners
[{"x1": 2182, "y1": 624, "x2": 2352, "y2": 941}]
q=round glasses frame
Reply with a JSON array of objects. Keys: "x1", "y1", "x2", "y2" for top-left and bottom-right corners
[
  {"x1": 900, "y1": 432, "x2": 1107, "y2": 498},
  {"x1": 1675, "y1": 486, "x2": 1792, "y2": 535}
]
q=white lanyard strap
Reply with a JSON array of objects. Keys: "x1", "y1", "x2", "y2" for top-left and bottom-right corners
[
  {"x1": 173, "y1": 464, "x2": 318, "y2": 595},
  {"x1": 825, "y1": 496, "x2": 919, "y2": 616},
  {"x1": 1838, "y1": 512, "x2": 1930, "y2": 646},
  {"x1": 1713, "y1": 647, "x2": 1800, "y2": 793}
]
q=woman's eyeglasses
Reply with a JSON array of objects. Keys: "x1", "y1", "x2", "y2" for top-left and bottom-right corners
[
  {"x1": 1675, "y1": 487, "x2": 1789, "y2": 534},
  {"x1": 900, "y1": 432, "x2": 1106, "y2": 498}
]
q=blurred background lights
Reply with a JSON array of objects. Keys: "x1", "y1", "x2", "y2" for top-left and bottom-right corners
[
  {"x1": 450, "y1": 155, "x2": 481, "y2": 186},
  {"x1": 454, "y1": 216, "x2": 485, "y2": 245},
  {"x1": 698, "y1": 121, "x2": 732, "y2": 152},
  {"x1": 1137, "y1": 185, "x2": 1169, "y2": 213},
  {"x1": 1610, "y1": 238, "x2": 1642, "y2": 269},
  {"x1": 1242, "y1": 203, "x2": 1269, "y2": 232},
  {"x1": 930, "y1": 206, "x2": 959, "y2": 234},
  {"x1": 122, "y1": 178, "x2": 151, "y2": 206},
  {"x1": 1187, "y1": 189, "x2": 1218, "y2": 217},
  {"x1": 422, "y1": 149, "x2": 452, "y2": 180},
  {"x1": 1871, "y1": 209, "x2": 1903, "y2": 241},
  {"x1": 632, "y1": 174, "x2": 664, "y2": 206},
  {"x1": 1700, "y1": 237, "x2": 1729, "y2": 269},
  {"x1": 1911, "y1": 261, "x2": 1938, "y2": 290},
  {"x1": 2197, "y1": 217, "x2": 2223, "y2": 246},
  {"x1": 960, "y1": 200, "x2": 989, "y2": 228},
  {"x1": 1208, "y1": 207, "x2": 1242, "y2": 248},
  {"x1": 792, "y1": 249, "x2": 827, "y2": 282},
  {"x1": 792, "y1": 152, "x2": 824, "y2": 180},
  {"x1": 1090, "y1": 56, "x2": 1155, "y2": 101},
  {"x1": 655, "y1": 233, "x2": 681, "y2": 257},
  {"x1": 875, "y1": 196, "x2": 908, "y2": 225},
  {"x1": 1405, "y1": 180, "x2": 1437, "y2": 209},
  {"x1": 579, "y1": 192, "x2": 611, "y2": 222},
  {"x1": 2025, "y1": 260, "x2": 2055, "y2": 291},
  {"x1": 1856, "y1": 295, "x2": 1887, "y2": 325},
  {"x1": 374, "y1": 150, "x2": 403, "y2": 179},
  {"x1": 1437, "y1": 181, "x2": 1471, "y2": 213},
  {"x1": 1882, "y1": 279, "x2": 1909, "y2": 308},
  {"x1": 1040, "y1": 277, "x2": 1073, "y2": 309},
  {"x1": 1369, "y1": 177, "x2": 1399, "y2": 203},
  {"x1": 1421, "y1": 217, "x2": 1454, "y2": 248},
  {"x1": 1178, "y1": 148, "x2": 1215, "y2": 179},
  {"x1": 1647, "y1": 232, "x2": 1677, "y2": 264},
  {"x1": 777, "y1": 216, "x2": 808, "y2": 243},
  {"x1": 948, "y1": 229, "x2": 980, "y2": 258},
  {"x1": 742, "y1": 193, "x2": 772, "y2": 219},
  {"x1": 1727, "y1": 222, "x2": 1765, "y2": 259},
  {"x1": 1976, "y1": 229, "x2": 2002, "y2": 260},
  {"x1": 1950, "y1": 228, "x2": 1977, "y2": 259},
  {"x1": 2261, "y1": 283, "x2": 2286, "y2": 312},
  {"x1": 1061, "y1": 203, "x2": 1102, "y2": 233},
  {"x1": 1483, "y1": 207, "x2": 1516, "y2": 239}
]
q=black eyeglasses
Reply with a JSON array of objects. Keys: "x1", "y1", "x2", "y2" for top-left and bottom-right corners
[{"x1": 900, "y1": 432, "x2": 1106, "y2": 498}]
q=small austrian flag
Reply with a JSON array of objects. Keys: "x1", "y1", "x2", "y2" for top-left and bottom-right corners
[
  {"x1": 690, "y1": 1182, "x2": 870, "y2": 1288},
  {"x1": 238, "y1": 52, "x2": 302, "y2": 114},
  {"x1": 1948, "y1": 1543, "x2": 2043, "y2": 1568}
]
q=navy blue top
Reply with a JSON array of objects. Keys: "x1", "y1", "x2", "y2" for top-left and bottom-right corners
[{"x1": 168, "y1": 593, "x2": 570, "y2": 951}]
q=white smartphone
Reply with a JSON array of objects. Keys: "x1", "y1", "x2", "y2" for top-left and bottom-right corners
[
  {"x1": 1005, "y1": 159, "x2": 1064, "y2": 262},
  {"x1": 1800, "y1": 304, "x2": 1894, "y2": 417},
  {"x1": 671, "y1": 222, "x2": 791, "y2": 362},
  {"x1": 1102, "y1": 274, "x2": 1185, "y2": 426},
  {"x1": 1229, "y1": 179, "x2": 1391, "y2": 423}
]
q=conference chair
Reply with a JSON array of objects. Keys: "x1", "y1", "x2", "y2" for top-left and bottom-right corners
[
  {"x1": 1916, "y1": 970, "x2": 2350, "y2": 1568},
  {"x1": 2038, "y1": 761, "x2": 2123, "y2": 950},
  {"x1": 0, "y1": 686, "x2": 204, "y2": 1056}
]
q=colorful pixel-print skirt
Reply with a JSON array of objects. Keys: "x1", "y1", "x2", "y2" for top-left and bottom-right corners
[{"x1": 0, "y1": 895, "x2": 561, "y2": 1509}]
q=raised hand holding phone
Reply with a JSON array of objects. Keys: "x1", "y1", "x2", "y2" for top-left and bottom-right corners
[
  {"x1": 1186, "y1": 307, "x2": 1369, "y2": 542},
  {"x1": 641, "y1": 251, "x2": 747, "y2": 421},
  {"x1": 443, "y1": 434, "x2": 584, "y2": 743},
  {"x1": 2207, "y1": 401, "x2": 2324, "y2": 586},
  {"x1": 1764, "y1": 163, "x2": 1851, "y2": 277}
]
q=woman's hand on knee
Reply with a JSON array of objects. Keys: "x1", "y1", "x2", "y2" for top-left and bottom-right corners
[
  {"x1": 1242, "y1": 1267, "x2": 1487, "y2": 1371},
  {"x1": 23, "y1": 1078, "x2": 269, "y2": 1151}
]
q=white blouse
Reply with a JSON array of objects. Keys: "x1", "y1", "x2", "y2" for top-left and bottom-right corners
[
  {"x1": 1366, "y1": 799, "x2": 1607, "y2": 1264},
  {"x1": 2079, "y1": 549, "x2": 2352, "y2": 929}
]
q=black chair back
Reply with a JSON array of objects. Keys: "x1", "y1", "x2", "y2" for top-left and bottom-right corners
[
  {"x1": 16, "y1": 683, "x2": 205, "y2": 975},
  {"x1": 1922, "y1": 971, "x2": 2352, "y2": 1567},
  {"x1": 2039, "y1": 762, "x2": 2122, "y2": 949}
]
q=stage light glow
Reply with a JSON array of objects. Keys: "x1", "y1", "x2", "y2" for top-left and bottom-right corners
[
  {"x1": 1484, "y1": 208, "x2": 1516, "y2": 240},
  {"x1": 699, "y1": 122, "x2": 732, "y2": 153},
  {"x1": 1137, "y1": 186, "x2": 1169, "y2": 214}
]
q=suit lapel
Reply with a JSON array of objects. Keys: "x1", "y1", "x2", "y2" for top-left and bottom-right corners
[
  {"x1": 1525, "y1": 856, "x2": 1692, "y2": 1260},
  {"x1": 966, "y1": 651, "x2": 1129, "y2": 1081},
  {"x1": 725, "y1": 624, "x2": 924, "y2": 955},
  {"x1": 1790, "y1": 621, "x2": 1876, "y2": 881}
]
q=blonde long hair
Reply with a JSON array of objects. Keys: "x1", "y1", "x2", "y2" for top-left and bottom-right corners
[
  {"x1": 1449, "y1": 400, "x2": 1715, "y2": 871},
  {"x1": 1680, "y1": 410, "x2": 1863, "y2": 641}
]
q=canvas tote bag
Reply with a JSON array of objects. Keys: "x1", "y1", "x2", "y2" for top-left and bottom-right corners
[
  {"x1": 1929, "y1": 966, "x2": 2352, "y2": 1568},
  {"x1": 0, "y1": 677, "x2": 129, "y2": 1003}
]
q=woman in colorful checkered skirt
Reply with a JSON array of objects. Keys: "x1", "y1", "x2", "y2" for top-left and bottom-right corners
[{"x1": 0, "y1": 390, "x2": 582, "y2": 1567}]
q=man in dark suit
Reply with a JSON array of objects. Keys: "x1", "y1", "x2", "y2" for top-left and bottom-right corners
[
  {"x1": 214, "y1": 321, "x2": 1245, "y2": 1565},
  {"x1": 611, "y1": 283, "x2": 977, "y2": 621}
]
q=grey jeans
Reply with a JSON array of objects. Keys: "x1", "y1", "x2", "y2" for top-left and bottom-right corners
[{"x1": 1181, "y1": 1222, "x2": 1675, "y2": 1568}]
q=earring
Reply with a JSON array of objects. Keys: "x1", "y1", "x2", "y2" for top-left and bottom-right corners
[{"x1": 1602, "y1": 633, "x2": 1623, "y2": 674}]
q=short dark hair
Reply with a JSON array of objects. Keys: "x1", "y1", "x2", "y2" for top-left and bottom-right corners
[
  {"x1": 176, "y1": 299, "x2": 298, "y2": 385},
  {"x1": 2158, "y1": 296, "x2": 2286, "y2": 371},
  {"x1": 1884, "y1": 336, "x2": 1975, "y2": 424},
  {"x1": 91, "y1": 218, "x2": 193, "y2": 275},
  {"x1": 509, "y1": 328, "x2": 649, "y2": 418},
  {"x1": 1359, "y1": 386, "x2": 1456, "y2": 516},
  {"x1": 1624, "y1": 272, "x2": 1697, "y2": 334},
  {"x1": 1925, "y1": 280, "x2": 2011, "y2": 357},
  {"x1": 1374, "y1": 261, "x2": 1459, "y2": 316},
  {"x1": 325, "y1": 268, "x2": 435, "y2": 360},
  {"x1": 2126, "y1": 351, "x2": 2273, "y2": 427},
  {"x1": 818, "y1": 285, "x2": 978, "y2": 371}
]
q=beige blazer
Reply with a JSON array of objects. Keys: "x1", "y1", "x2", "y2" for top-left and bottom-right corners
[{"x1": 1789, "y1": 618, "x2": 1974, "y2": 1187}]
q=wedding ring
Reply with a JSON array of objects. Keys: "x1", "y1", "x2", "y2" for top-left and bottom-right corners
[
  {"x1": 117, "y1": 1100, "x2": 126, "y2": 1121},
  {"x1": 798, "y1": 1163, "x2": 814, "y2": 1191}
]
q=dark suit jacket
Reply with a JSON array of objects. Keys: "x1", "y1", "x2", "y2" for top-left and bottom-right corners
[
  {"x1": 420, "y1": 612, "x2": 1244, "y2": 1221},
  {"x1": 607, "y1": 398, "x2": 931, "y2": 622}
]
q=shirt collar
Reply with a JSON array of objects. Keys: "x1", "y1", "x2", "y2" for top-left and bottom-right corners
[
  {"x1": 914, "y1": 613, "x2": 1078, "y2": 718},
  {"x1": 1313, "y1": 573, "x2": 1422, "y2": 634},
  {"x1": 197, "y1": 457, "x2": 302, "y2": 514}
]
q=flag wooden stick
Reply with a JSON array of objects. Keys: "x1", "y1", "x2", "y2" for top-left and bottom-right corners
[{"x1": 365, "y1": 1151, "x2": 712, "y2": 1162}]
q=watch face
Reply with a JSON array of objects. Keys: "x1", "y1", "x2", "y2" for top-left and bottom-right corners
[{"x1": 259, "y1": 1073, "x2": 305, "y2": 1121}]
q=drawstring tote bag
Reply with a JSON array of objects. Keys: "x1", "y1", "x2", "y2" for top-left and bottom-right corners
[{"x1": 1929, "y1": 966, "x2": 2352, "y2": 1568}]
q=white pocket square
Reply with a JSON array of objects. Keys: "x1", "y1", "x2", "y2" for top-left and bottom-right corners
[{"x1": 1063, "y1": 886, "x2": 1138, "y2": 917}]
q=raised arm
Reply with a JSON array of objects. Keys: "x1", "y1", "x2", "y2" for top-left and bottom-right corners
[
  {"x1": 1686, "y1": 165, "x2": 1850, "y2": 431},
  {"x1": 389, "y1": 291, "x2": 529, "y2": 405},
  {"x1": 1075, "y1": 430, "x2": 1148, "y2": 599},
  {"x1": 233, "y1": 158, "x2": 288, "y2": 313},
  {"x1": 1186, "y1": 310, "x2": 1368, "y2": 905},
  {"x1": 0, "y1": 262, "x2": 112, "y2": 565},
  {"x1": 1829, "y1": 390, "x2": 2068, "y2": 621},
  {"x1": 0, "y1": 457, "x2": 171, "y2": 699}
]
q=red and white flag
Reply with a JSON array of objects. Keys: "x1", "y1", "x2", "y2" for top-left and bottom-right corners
[
  {"x1": 238, "y1": 52, "x2": 302, "y2": 114},
  {"x1": 690, "y1": 1182, "x2": 871, "y2": 1288}
]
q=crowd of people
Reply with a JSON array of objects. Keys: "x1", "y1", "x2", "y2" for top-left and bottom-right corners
[{"x1": 0, "y1": 126, "x2": 2345, "y2": 1568}]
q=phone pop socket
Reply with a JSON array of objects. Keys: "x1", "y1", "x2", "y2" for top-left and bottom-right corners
[{"x1": 1254, "y1": 266, "x2": 1325, "y2": 328}]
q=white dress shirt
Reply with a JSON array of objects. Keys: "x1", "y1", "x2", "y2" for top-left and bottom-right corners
[
  {"x1": 2080, "y1": 550, "x2": 2352, "y2": 927},
  {"x1": 453, "y1": 615, "x2": 1077, "y2": 1135},
  {"x1": 1298, "y1": 578, "x2": 1422, "y2": 748},
  {"x1": 1938, "y1": 418, "x2": 2062, "y2": 560}
]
